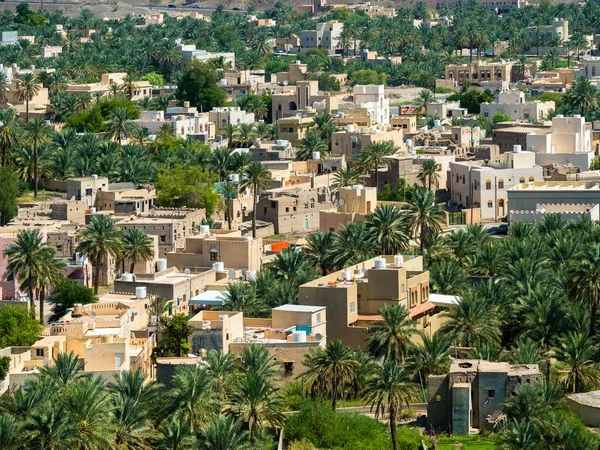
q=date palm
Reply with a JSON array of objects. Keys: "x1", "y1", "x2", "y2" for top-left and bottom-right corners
[
  {"x1": 331, "y1": 167, "x2": 360, "y2": 191},
  {"x1": 296, "y1": 132, "x2": 327, "y2": 161},
  {"x1": 15, "y1": 72, "x2": 41, "y2": 122},
  {"x1": 304, "y1": 231, "x2": 335, "y2": 276},
  {"x1": 417, "y1": 159, "x2": 440, "y2": 191},
  {"x1": 106, "y1": 107, "x2": 137, "y2": 145},
  {"x1": 409, "y1": 332, "x2": 451, "y2": 378},
  {"x1": 0, "y1": 416, "x2": 20, "y2": 450},
  {"x1": 197, "y1": 416, "x2": 251, "y2": 450},
  {"x1": 240, "y1": 161, "x2": 271, "y2": 238},
  {"x1": 302, "y1": 339, "x2": 358, "y2": 410},
  {"x1": 356, "y1": 141, "x2": 396, "y2": 190},
  {"x1": 235, "y1": 123, "x2": 256, "y2": 148},
  {"x1": 366, "y1": 303, "x2": 417, "y2": 364},
  {"x1": 365, "y1": 204, "x2": 410, "y2": 255},
  {"x1": 76, "y1": 215, "x2": 123, "y2": 294},
  {"x1": 363, "y1": 361, "x2": 419, "y2": 450},
  {"x1": 564, "y1": 77, "x2": 599, "y2": 116},
  {"x1": 405, "y1": 187, "x2": 445, "y2": 253},
  {"x1": 0, "y1": 108, "x2": 19, "y2": 166},
  {"x1": 568, "y1": 243, "x2": 600, "y2": 336},
  {"x1": 122, "y1": 228, "x2": 154, "y2": 275},
  {"x1": 330, "y1": 221, "x2": 375, "y2": 268},
  {"x1": 220, "y1": 181, "x2": 238, "y2": 230},
  {"x1": 25, "y1": 118, "x2": 51, "y2": 197},
  {"x1": 155, "y1": 417, "x2": 196, "y2": 450},
  {"x1": 554, "y1": 331, "x2": 600, "y2": 393}
]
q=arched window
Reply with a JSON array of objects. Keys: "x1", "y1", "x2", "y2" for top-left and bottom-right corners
[
  {"x1": 519, "y1": 177, "x2": 525, "y2": 183},
  {"x1": 499, "y1": 199, "x2": 505, "y2": 207},
  {"x1": 529, "y1": 176, "x2": 535, "y2": 182},
  {"x1": 487, "y1": 201, "x2": 493, "y2": 208},
  {"x1": 498, "y1": 179, "x2": 504, "y2": 189},
  {"x1": 485, "y1": 180, "x2": 491, "y2": 190},
  {"x1": 288, "y1": 101, "x2": 297, "y2": 111}
]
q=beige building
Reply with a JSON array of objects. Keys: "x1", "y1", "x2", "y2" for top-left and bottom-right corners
[
  {"x1": 450, "y1": 148, "x2": 544, "y2": 221},
  {"x1": 299, "y1": 21, "x2": 343, "y2": 55},
  {"x1": 167, "y1": 234, "x2": 262, "y2": 272},
  {"x1": 40, "y1": 45, "x2": 63, "y2": 58},
  {"x1": 480, "y1": 85, "x2": 555, "y2": 122},
  {"x1": 66, "y1": 73, "x2": 152, "y2": 101},
  {"x1": 445, "y1": 61, "x2": 513, "y2": 86},
  {"x1": 299, "y1": 255, "x2": 435, "y2": 349},
  {"x1": 209, "y1": 106, "x2": 255, "y2": 128},
  {"x1": 276, "y1": 115, "x2": 315, "y2": 146},
  {"x1": 96, "y1": 185, "x2": 156, "y2": 214},
  {"x1": 273, "y1": 61, "x2": 309, "y2": 84},
  {"x1": 331, "y1": 125, "x2": 405, "y2": 159},
  {"x1": 320, "y1": 185, "x2": 378, "y2": 232},
  {"x1": 507, "y1": 181, "x2": 600, "y2": 212},
  {"x1": 66, "y1": 175, "x2": 109, "y2": 209},
  {"x1": 272, "y1": 80, "x2": 319, "y2": 120},
  {"x1": 390, "y1": 116, "x2": 418, "y2": 134}
]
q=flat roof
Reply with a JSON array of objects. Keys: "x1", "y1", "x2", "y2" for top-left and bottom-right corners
[
  {"x1": 190, "y1": 290, "x2": 227, "y2": 306},
  {"x1": 273, "y1": 304, "x2": 325, "y2": 313},
  {"x1": 509, "y1": 181, "x2": 600, "y2": 191},
  {"x1": 429, "y1": 293, "x2": 461, "y2": 307},
  {"x1": 84, "y1": 327, "x2": 122, "y2": 337},
  {"x1": 567, "y1": 391, "x2": 600, "y2": 408}
]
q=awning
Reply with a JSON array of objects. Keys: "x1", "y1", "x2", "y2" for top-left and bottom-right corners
[
  {"x1": 429, "y1": 293, "x2": 461, "y2": 307},
  {"x1": 190, "y1": 290, "x2": 227, "y2": 306}
]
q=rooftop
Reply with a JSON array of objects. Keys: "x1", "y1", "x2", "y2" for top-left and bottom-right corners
[
  {"x1": 567, "y1": 391, "x2": 600, "y2": 407},
  {"x1": 509, "y1": 181, "x2": 600, "y2": 191},
  {"x1": 273, "y1": 304, "x2": 325, "y2": 313}
]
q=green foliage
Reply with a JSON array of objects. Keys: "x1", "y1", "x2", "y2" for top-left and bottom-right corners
[
  {"x1": 0, "y1": 166, "x2": 20, "y2": 226},
  {"x1": 155, "y1": 313, "x2": 193, "y2": 358},
  {"x1": 350, "y1": 69, "x2": 387, "y2": 86},
  {"x1": 141, "y1": 71, "x2": 165, "y2": 88},
  {"x1": 175, "y1": 61, "x2": 227, "y2": 111},
  {"x1": 590, "y1": 156, "x2": 600, "y2": 171},
  {"x1": 530, "y1": 92, "x2": 563, "y2": 109},
  {"x1": 492, "y1": 111, "x2": 513, "y2": 124},
  {"x1": 448, "y1": 89, "x2": 495, "y2": 114},
  {"x1": 155, "y1": 165, "x2": 220, "y2": 214},
  {"x1": 65, "y1": 105, "x2": 105, "y2": 132},
  {"x1": 0, "y1": 305, "x2": 42, "y2": 348},
  {"x1": 264, "y1": 56, "x2": 295, "y2": 74},
  {"x1": 49, "y1": 279, "x2": 97, "y2": 322},
  {"x1": 0, "y1": 355, "x2": 10, "y2": 382},
  {"x1": 308, "y1": 72, "x2": 341, "y2": 92}
]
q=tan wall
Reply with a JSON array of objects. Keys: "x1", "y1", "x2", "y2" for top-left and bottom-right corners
[
  {"x1": 319, "y1": 211, "x2": 366, "y2": 232},
  {"x1": 84, "y1": 338, "x2": 129, "y2": 372}
]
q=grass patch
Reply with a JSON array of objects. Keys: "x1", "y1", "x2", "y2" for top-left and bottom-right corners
[
  {"x1": 435, "y1": 87, "x2": 455, "y2": 94},
  {"x1": 437, "y1": 434, "x2": 501, "y2": 450}
]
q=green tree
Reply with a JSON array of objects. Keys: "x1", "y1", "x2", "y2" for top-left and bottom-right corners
[
  {"x1": 0, "y1": 109, "x2": 19, "y2": 167},
  {"x1": 0, "y1": 167, "x2": 19, "y2": 226},
  {"x1": 366, "y1": 304, "x2": 417, "y2": 364},
  {"x1": 175, "y1": 61, "x2": 227, "y2": 111},
  {"x1": 49, "y1": 279, "x2": 97, "y2": 322},
  {"x1": 409, "y1": 332, "x2": 451, "y2": 378},
  {"x1": 0, "y1": 305, "x2": 41, "y2": 348},
  {"x1": 122, "y1": 228, "x2": 155, "y2": 274},
  {"x1": 106, "y1": 107, "x2": 137, "y2": 145},
  {"x1": 220, "y1": 181, "x2": 238, "y2": 231},
  {"x1": 363, "y1": 362, "x2": 419, "y2": 450},
  {"x1": 15, "y1": 72, "x2": 41, "y2": 122},
  {"x1": 158, "y1": 314, "x2": 194, "y2": 358},
  {"x1": 331, "y1": 167, "x2": 360, "y2": 191},
  {"x1": 405, "y1": 187, "x2": 445, "y2": 253},
  {"x1": 554, "y1": 331, "x2": 600, "y2": 393},
  {"x1": 568, "y1": 244, "x2": 600, "y2": 336},
  {"x1": 76, "y1": 215, "x2": 123, "y2": 294},
  {"x1": 355, "y1": 141, "x2": 396, "y2": 190},
  {"x1": 240, "y1": 161, "x2": 272, "y2": 238},
  {"x1": 304, "y1": 231, "x2": 335, "y2": 276},
  {"x1": 155, "y1": 166, "x2": 220, "y2": 214},
  {"x1": 350, "y1": 69, "x2": 386, "y2": 85},
  {"x1": 365, "y1": 204, "x2": 409, "y2": 255},
  {"x1": 564, "y1": 77, "x2": 599, "y2": 116},
  {"x1": 198, "y1": 416, "x2": 251, "y2": 450},
  {"x1": 417, "y1": 159, "x2": 441, "y2": 191},
  {"x1": 493, "y1": 111, "x2": 514, "y2": 124},
  {"x1": 25, "y1": 118, "x2": 51, "y2": 197},
  {"x1": 331, "y1": 221, "x2": 375, "y2": 268}
]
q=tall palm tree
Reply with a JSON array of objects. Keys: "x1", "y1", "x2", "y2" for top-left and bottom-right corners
[
  {"x1": 366, "y1": 304, "x2": 417, "y2": 363},
  {"x1": 122, "y1": 73, "x2": 137, "y2": 101},
  {"x1": 568, "y1": 243, "x2": 600, "y2": 336},
  {"x1": 331, "y1": 221, "x2": 375, "y2": 268},
  {"x1": 155, "y1": 417, "x2": 196, "y2": 450},
  {"x1": 564, "y1": 77, "x2": 599, "y2": 116},
  {"x1": 296, "y1": 132, "x2": 327, "y2": 161},
  {"x1": 122, "y1": 228, "x2": 154, "y2": 274},
  {"x1": 0, "y1": 108, "x2": 19, "y2": 166},
  {"x1": 429, "y1": 261, "x2": 469, "y2": 295},
  {"x1": 106, "y1": 107, "x2": 137, "y2": 145},
  {"x1": 405, "y1": 187, "x2": 445, "y2": 253},
  {"x1": 413, "y1": 89, "x2": 435, "y2": 116},
  {"x1": 220, "y1": 181, "x2": 238, "y2": 230},
  {"x1": 356, "y1": 141, "x2": 396, "y2": 190},
  {"x1": 236, "y1": 123, "x2": 256, "y2": 148},
  {"x1": 204, "y1": 350, "x2": 235, "y2": 403},
  {"x1": 25, "y1": 118, "x2": 51, "y2": 197},
  {"x1": 365, "y1": 204, "x2": 410, "y2": 255},
  {"x1": 409, "y1": 332, "x2": 451, "y2": 378},
  {"x1": 76, "y1": 215, "x2": 123, "y2": 294},
  {"x1": 0, "y1": 415, "x2": 21, "y2": 450},
  {"x1": 302, "y1": 339, "x2": 358, "y2": 410},
  {"x1": 38, "y1": 351, "x2": 85, "y2": 387},
  {"x1": 554, "y1": 331, "x2": 600, "y2": 393},
  {"x1": 240, "y1": 161, "x2": 272, "y2": 238},
  {"x1": 222, "y1": 282, "x2": 265, "y2": 317},
  {"x1": 197, "y1": 416, "x2": 251, "y2": 450},
  {"x1": 363, "y1": 361, "x2": 419, "y2": 450},
  {"x1": 417, "y1": 159, "x2": 440, "y2": 191},
  {"x1": 331, "y1": 167, "x2": 360, "y2": 191},
  {"x1": 4, "y1": 229, "x2": 65, "y2": 322},
  {"x1": 304, "y1": 231, "x2": 335, "y2": 276},
  {"x1": 15, "y1": 72, "x2": 41, "y2": 122},
  {"x1": 228, "y1": 373, "x2": 284, "y2": 438},
  {"x1": 238, "y1": 344, "x2": 280, "y2": 379}
]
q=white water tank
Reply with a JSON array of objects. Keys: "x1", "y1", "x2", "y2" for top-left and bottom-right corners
[
  {"x1": 556, "y1": 114, "x2": 564, "y2": 118},
  {"x1": 199, "y1": 225, "x2": 210, "y2": 233},
  {"x1": 342, "y1": 270, "x2": 352, "y2": 281},
  {"x1": 394, "y1": 255, "x2": 404, "y2": 266},
  {"x1": 513, "y1": 145, "x2": 522, "y2": 153},
  {"x1": 122, "y1": 273, "x2": 134, "y2": 282},
  {"x1": 136, "y1": 286, "x2": 147, "y2": 298},
  {"x1": 218, "y1": 314, "x2": 229, "y2": 321},
  {"x1": 346, "y1": 124, "x2": 355, "y2": 132},
  {"x1": 292, "y1": 330, "x2": 307, "y2": 342},
  {"x1": 276, "y1": 139, "x2": 287, "y2": 146},
  {"x1": 374, "y1": 258, "x2": 386, "y2": 269},
  {"x1": 89, "y1": 207, "x2": 96, "y2": 214},
  {"x1": 157, "y1": 258, "x2": 167, "y2": 272},
  {"x1": 246, "y1": 270, "x2": 257, "y2": 281},
  {"x1": 230, "y1": 173, "x2": 240, "y2": 182},
  {"x1": 406, "y1": 139, "x2": 413, "y2": 149},
  {"x1": 312, "y1": 151, "x2": 321, "y2": 160},
  {"x1": 434, "y1": 119, "x2": 441, "y2": 128},
  {"x1": 91, "y1": 174, "x2": 98, "y2": 180},
  {"x1": 213, "y1": 262, "x2": 225, "y2": 272},
  {"x1": 574, "y1": 114, "x2": 581, "y2": 119},
  {"x1": 245, "y1": 236, "x2": 253, "y2": 241}
]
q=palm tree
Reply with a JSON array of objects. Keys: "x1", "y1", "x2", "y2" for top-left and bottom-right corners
[
  {"x1": 25, "y1": 118, "x2": 51, "y2": 197},
  {"x1": 247, "y1": 97, "x2": 268, "y2": 121},
  {"x1": 170, "y1": 366, "x2": 219, "y2": 433},
  {"x1": 38, "y1": 351, "x2": 85, "y2": 387},
  {"x1": 363, "y1": 361, "x2": 419, "y2": 450},
  {"x1": 4, "y1": 229, "x2": 65, "y2": 322},
  {"x1": 568, "y1": 243, "x2": 600, "y2": 336},
  {"x1": 0, "y1": 416, "x2": 20, "y2": 450},
  {"x1": 304, "y1": 231, "x2": 335, "y2": 276},
  {"x1": 296, "y1": 132, "x2": 327, "y2": 161},
  {"x1": 564, "y1": 77, "x2": 599, "y2": 116},
  {"x1": 409, "y1": 332, "x2": 451, "y2": 378},
  {"x1": 554, "y1": 331, "x2": 600, "y2": 393},
  {"x1": 0, "y1": 72, "x2": 9, "y2": 105},
  {"x1": 501, "y1": 419, "x2": 542, "y2": 450},
  {"x1": 413, "y1": 89, "x2": 435, "y2": 116},
  {"x1": 405, "y1": 187, "x2": 445, "y2": 253},
  {"x1": 240, "y1": 161, "x2": 272, "y2": 238},
  {"x1": 429, "y1": 261, "x2": 468, "y2": 295},
  {"x1": 220, "y1": 181, "x2": 238, "y2": 230},
  {"x1": 221, "y1": 124, "x2": 238, "y2": 149},
  {"x1": 155, "y1": 417, "x2": 196, "y2": 450},
  {"x1": 440, "y1": 291, "x2": 502, "y2": 347},
  {"x1": 222, "y1": 282, "x2": 265, "y2": 317},
  {"x1": 122, "y1": 228, "x2": 154, "y2": 274},
  {"x1": 236, "y1": 123, "x2": 256, "y2": 148},
  {"x1": 15, "y1": 72, "x2": 41, "y2": 122},
  {"x1": 122, "y1": 73, "x2": 137, "y2": 100},
  {"x1": 197, "y1": 416, "x2": 251, "y2": 450},
  {"x1": 417, "y1": 159, "x2": 440, "y2": 191},
  {"x1": 238, "y1": 344, "x2": 280, "y2": 379},
  {"x1": 331, "y1": 222, "x2": 375, "y2": 268},
  {"x1": 356, "y1": 141, "x2": 396, "y2": 190},
  {"x1": 302, "y1": 339, "x2": 358, "y2": 410},
  {"x1": 76, "y1": 215, "x2": 123, "y2": 294},
  {"x1": 331, "y1": 167, "x2": 360, "y2": 191},
  {"x1": 0, "y1": 108, "x2": 19, "y2": 166},
  {"x1": 106, "y1": 107, "x2": 136, "y2": 145},
  {"x1": 366, "y1": 303, "x2": 417, "y2": 363},
  {"x1": 229, "y1": 373, "x2": 284, "y2": 438},
  {"x1": 204, "y1": 350, "x2": 235, "y2": 403},
  {"x1": 365, "y1": 204, "x2": 409, "y2": 255}
]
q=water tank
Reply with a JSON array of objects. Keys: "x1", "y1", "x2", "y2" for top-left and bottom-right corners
[
  {"x1": 312, "y1": 151, "x2": 321, "y2": 160},
  {"x1": 199, "y1": 348, "x2": 207, "y2": 358},
  {"x1": 374, "y1": 258, "x2": 386, "y2": 269},
  {"x1": 246, "y1": 270, "x2": 257, "y2": 281},
  {"x1": 513, "y1": 145, "x2": 522, "y2": 153},
  {"x1": 218, "y1": 314, "x2": 229, "y2": 321},
  {"x1": 91, "y1": 174, "x2": 98, "y2": 180},
  {"x1": 346, "y1": 124, "x2": 355, "y2": 132},
  {"x1": 199, "y1": 225, "x2": 210, "y2": 233},
  {"x1": 136, "y1": 286, "x2": 147, "y2": 299},
  {"x1": 73, "y1": 304, "x2": 83, "y2": 317},
  {"x1": 89, "y1": 207, "x2": 96, "y2": 214},
  {"x1": 230, "y1": 173, "x2": 240, "y2": 182},
  {"x1": 352, "y1": 184, "x2": 363, "y2": 190},
  {"x1": 213, "y1": 262, "x2": 225, "y2": 272},
  {"x1": 433, "y1": 119, "x2": 441, "y2": 128},
  {"x1": 122, "y1": 273, "x2": 134, "y2": 282},
  {"x1": 292, "y1": 330, "x2": 307, "y2": 343},
  {"x1": 556, "y1": 114, "x2": 564, "y2": 118},
  {"x1": 394, "y1": 255, "x2": 404, "y2": 266},
  {"x1": 245, "y1": 236, "x2": 253, "y2": 241},
  {"x1": 406, "y1": 139, "x2": 413, "y2": 149},
  {"x1": 574, "y1": 114, "x2": 581, "y2": 119},
  {"x1": 157, "y1": 258, "x2": 167, "y2": 272},
  {"x1": 296, "y1": 60, "x2": 301, "y2": 65},
  {"x1": 342, "y1": 270, "x2": 352, "y2": 281},
  {"x1": 474, "y1": 126, "x2": 480, "y2": 132},
  {"x1": 276, "y1": 139, "x2": 287, "y2": 146}
]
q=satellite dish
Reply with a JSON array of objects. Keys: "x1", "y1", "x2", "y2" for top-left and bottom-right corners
[
  {"x1": 184, "y1": 268, "x2": 191, "y2": 276},
  {"x1": 91, "y1": 311, "x2": 97, "y2": 317},
  {"x1": 315, "y1": 333, "x2": 323, "y2": 341},
  {"x1": 283, "y1": 80, "x2": 289, "y2": 86},
  {"x1": 228, "y1": 269, "x2": 237, "y2": 280},
  {"x1": 338, "y1": 198, "x2": 345, "y2": 206}
]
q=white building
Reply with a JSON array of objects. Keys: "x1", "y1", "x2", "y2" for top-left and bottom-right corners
[
  {"x1": 299, "y1": 22, "x2": 343, "y2": 55},
  {"x1": 40, "y1": 46, "x2": 63, "y2": 58},
  {"x1": 178, "y1": 46, "x2": 235, "y2": 71},
  {"x1": 134, "y1": 110, "x2": 216, "y2": 141},
  {"x1": 209, "y1": 107, "x2": 255, "y2": 128},
  {"x1": 524, "y1": 18, "x2": 569, "y2": 42},
  {"x1": 339, "y1": 85, "x2": 390, "y2": 126},
  {"x1": 507, "y1": 181, "x2": 600, "y2": 212},
  {"x1": 480, "y1": 85, "x2": 555, "y2": 122},
  {"x1": 450, "y1": 146, "x2": 544, "y2": 221}
]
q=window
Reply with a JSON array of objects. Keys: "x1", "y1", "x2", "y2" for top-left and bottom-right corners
[
  {"x1": 85, "y1": 188, "x2": 93, "y2": 196},
  {"x1": 210, "y1": 251, "x2": 218, "y2": 261},
  {"x1": 284, "y1": 361, "x2": 294, "y2": 374},
  {"x1": 519, "y1": 177, "x2": 525, "y2": 183},
  {"x1": 349, "y1": 302, "x2": 355, "y2": 313},
  {"x1": 35, "y1": 348, "x2": 44, "y2": 357},
  {"x1": 330, "y1": 227, "x2": 335, "y2": 232},
  {"x1": 486, "y1": 180, "x2": 491, "y2": 190},
  {"x1": 488, "y1": 201, "x2": 493, "y2": 208},
  {"x1": 529, "y1": 177, "x2": 535, "y2": 182},
  {"x1": 498, "y1": 179, "x2": 504, "y2": 189},
  {"x1": 488, "y1": 390, "x2": 496, "y2": 398},
  {"x1": 285, "y1": 207, "x2": 289, "y2": 212},
  {"x1": 316, "y1": 312, "x2": 321, "y2": 323},
  {"x1": 293, "y1": 207, "x2": 297, "y2": 211},
  {"x1": 271, "y1": 201, "x2": 276, "y2": 208},
  {"x1": 160, "y1": 235, "x2": 166, "y2": 243},
  {"x1": 226, "y1": 333, "x2": 230, "y2": 340}
]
